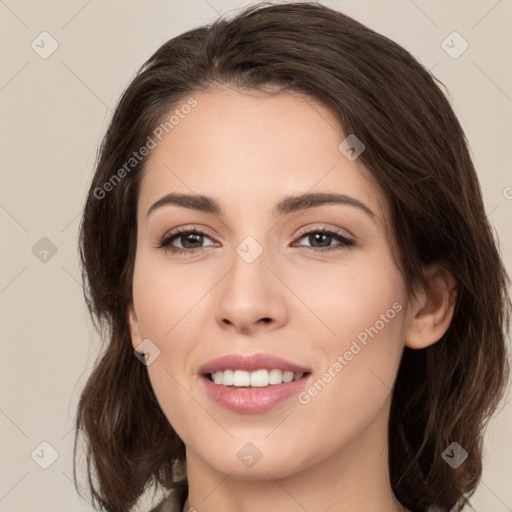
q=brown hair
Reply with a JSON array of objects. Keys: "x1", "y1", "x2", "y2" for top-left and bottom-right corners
[{"x1": 74, "y1": 2, "x2": 511, "y2": 511}]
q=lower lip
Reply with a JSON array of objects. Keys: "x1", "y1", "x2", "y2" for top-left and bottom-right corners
[{"x1": 201, "y1": 375, "x2": 310, "y2": 413}]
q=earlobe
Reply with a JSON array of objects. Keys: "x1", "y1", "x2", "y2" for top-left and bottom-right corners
[
  {"x1": 405, "y1": 264, "x2": 458, "y2": 350},
  {"x1": 127, "y1": 302, "x2": 143, "y2": 350}
]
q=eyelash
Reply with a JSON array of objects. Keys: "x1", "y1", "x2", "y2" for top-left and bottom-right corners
[{"x1": 154, "y1": 226, "x2": 356, "y2": 256}]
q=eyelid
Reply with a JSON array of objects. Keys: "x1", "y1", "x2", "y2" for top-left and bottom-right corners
[
  {"x1": 292, "y1": 226, "x2": 356, "y2": 252},
  {"x1": 159, "y1": 223, "x2": 354, "y2": 242},
  {"x1": 294, "y1": 223, "x2": 355, "y2": 241},
  {"x1": 155, "y1": 223, "x2": 357, "y2": 255},
  {"x1": 155, "y1": 225, "x2": 218, "y2": 250},
  {"x1": 161, "y1": 224, "x2": 216, "y2": 241}
]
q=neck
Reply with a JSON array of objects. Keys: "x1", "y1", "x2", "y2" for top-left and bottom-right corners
[{"x1": 183, "y1": 398, "x2": 407, "y2": 512}]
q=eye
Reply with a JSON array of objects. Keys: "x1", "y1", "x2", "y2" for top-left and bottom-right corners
[
  {"x1": 154, "y1": 226, "x2": 356, "y2": 256},
  {"x1": 292, "y1": 227, "x2": 356, "y2": 252},
  {"x1": 155, "y1": 227, "x2": 217, "y2": 255}
]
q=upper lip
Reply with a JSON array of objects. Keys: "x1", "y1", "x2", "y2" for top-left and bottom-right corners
[{"x1": 199, "y1": 353, "x2": 312, "y2": 375}]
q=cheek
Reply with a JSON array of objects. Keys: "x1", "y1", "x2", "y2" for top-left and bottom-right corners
[
  {"x1": 131, "y1": 247, "x2": 209, "y2": 340},
  {"x1": 333, "y1": 264, "x2": 405, "y2": 344},
  {"x1": 338, "y1": 264, "x2": 407, "y2": 386},
  {"x1": 289, "y1": 246, "x2": 406, "y2": 356},
  {"x1": 131, "y1": 253, "x2": 212, "y2": 441},
  {"x1": 292, "y1": 255, "x2": 407, "y2": 430}
]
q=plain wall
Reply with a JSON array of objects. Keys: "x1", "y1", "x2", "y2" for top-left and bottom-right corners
[{"x1": 1, "y1": 1, "x2": 511, "y2": 511}]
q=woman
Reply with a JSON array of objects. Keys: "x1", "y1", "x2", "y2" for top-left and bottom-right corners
[{"x1": 74, "y1": 3, "x2": 510, "y2": 512}]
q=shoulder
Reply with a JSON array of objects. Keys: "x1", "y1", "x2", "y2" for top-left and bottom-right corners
[
  {"x1": 148, "y1": 494, "x2": 179, "y2": 512},
  {"x1": 149, "y1": 486, "x2": 188, "y2": 512}
]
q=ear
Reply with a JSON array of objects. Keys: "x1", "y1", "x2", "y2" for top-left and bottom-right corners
[
  {"x1": 127, "y1": 302, "x2": 143, "y2": 350},
  {"x1": 404, "y1": 263, "x2": 458, "y2": 349}
]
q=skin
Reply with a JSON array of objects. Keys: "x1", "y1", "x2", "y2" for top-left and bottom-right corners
[{"x1": 127, "y1": 85, "x2": 456, "y2": 512}]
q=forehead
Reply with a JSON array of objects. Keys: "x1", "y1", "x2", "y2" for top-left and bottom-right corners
[{"x1": 138, "y1": 86, "x2": 386, "y2": 222}]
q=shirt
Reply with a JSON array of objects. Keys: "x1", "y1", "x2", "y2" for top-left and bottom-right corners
[
  {"x1": 149, "y1": 487, "x2": 443, "y2": 512},
  {"x1": 149, "y1": 485, "x2": 188, "y2": 512}
]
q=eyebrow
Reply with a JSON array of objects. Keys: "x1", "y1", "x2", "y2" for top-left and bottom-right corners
[{"x1": 146, "y1": 191, "x2": 376, "y2": 221}]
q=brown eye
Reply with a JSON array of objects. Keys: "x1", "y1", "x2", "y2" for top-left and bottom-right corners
[
  {"x1": 293, "y1": 228, "x2": 355, "y2": 252},
  {"x1": 156, "y1": 228, "x2": 216, "y2": 255}
]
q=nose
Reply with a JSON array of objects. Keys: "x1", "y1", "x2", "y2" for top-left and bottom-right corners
[{"x1": 215, "y1": 242, "x2": 288, "y2": 335}]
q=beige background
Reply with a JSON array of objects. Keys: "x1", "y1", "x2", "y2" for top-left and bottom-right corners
[{"x1": 1, "y1": 0, "x2": 511, "y2": 511}]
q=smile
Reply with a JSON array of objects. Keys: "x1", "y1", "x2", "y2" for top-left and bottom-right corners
[
  {"x1": 199, "y1": 353, "x2": 312, "y2": 413},
  {"x1": 208, "y1": 368, "x2": 305, "y2": 387}
]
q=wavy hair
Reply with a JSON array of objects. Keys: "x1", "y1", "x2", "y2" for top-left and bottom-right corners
[{"x1": 74, "y1": 2, "x2": 511, "y2": 511}]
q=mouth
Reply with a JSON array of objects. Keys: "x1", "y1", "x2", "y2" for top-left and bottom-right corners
[
  {"x1": 198, "y1": 353, "x2": 312, "y2": 413},
  {"x1": 203, "y1": 368, "x2": 311, "y2": 387}
]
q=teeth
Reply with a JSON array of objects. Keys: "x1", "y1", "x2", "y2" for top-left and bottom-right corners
[
  {"x1": 283, "y1": 370, "x2": 294, "y2": 383},
  {"x1": 233, "y1": 370, "x2": 250, "y2": 387},
  {"x1": 210, "y1": 369, "x2": 305, "y2": 387},
  {"x1": 250, "y1": 369, "x2": 268, "y2": 387},
  {"x1": 269, "y1": 368, "x2": 283, "y2": 385},
  {"x1": 222, "y1": 369, "x2": 233, "y2": 385}
]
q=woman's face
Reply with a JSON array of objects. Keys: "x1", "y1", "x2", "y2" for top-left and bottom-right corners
[{"x1": 128, "y1": 86, "x2": 411, "y2": 480}]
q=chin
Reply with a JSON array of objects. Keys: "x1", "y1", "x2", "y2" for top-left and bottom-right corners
[{"x1": 189, "y1": 435, "x2": 317, "y2": 481}]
